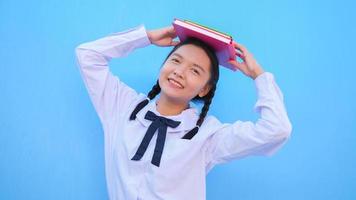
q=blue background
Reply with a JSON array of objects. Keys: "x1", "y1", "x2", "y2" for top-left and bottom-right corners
[{"x1": 1, "y1": 0, "x2": 355, "y2": 199}]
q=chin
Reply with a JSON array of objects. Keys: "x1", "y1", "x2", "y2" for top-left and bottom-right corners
[
  {"x1": 161, "y1": 88, "x2": 182, "y2": 100},
  {"x1": 159, "y1": 78, "x2": 188, "y2": 101}
]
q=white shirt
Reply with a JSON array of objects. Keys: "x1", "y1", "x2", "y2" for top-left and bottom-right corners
[{"x1": 75, "y1": 24, "x2": 292, "y2": 200}]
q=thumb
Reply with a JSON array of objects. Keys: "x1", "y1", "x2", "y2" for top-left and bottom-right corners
[
  {"x1": 228, "y1": 59, "x2": 242, "y2": 72},
  {"x1": 165, "y1": 26, "x2": 177, "y2": 38}
]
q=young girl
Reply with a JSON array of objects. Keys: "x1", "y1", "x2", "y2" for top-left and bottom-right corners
[{"x1": 75, "y1": 24, "x2": 292, "y2": 200}]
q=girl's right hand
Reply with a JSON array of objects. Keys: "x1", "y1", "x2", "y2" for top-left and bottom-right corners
[
  {"x1": 146, "y1": 26, "x2": 180, "y2": 47},
  {"x1": 228, "y1": 42, "x2": 265, "y2": 80}
]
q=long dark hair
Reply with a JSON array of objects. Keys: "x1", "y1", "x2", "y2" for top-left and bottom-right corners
[{"x1": 130, "y1": 37, "x2": 220, "y2": 139}]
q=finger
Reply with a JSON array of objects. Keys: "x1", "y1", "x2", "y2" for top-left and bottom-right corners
[
  {"x1": 235, "y1": 51, "x2": 244, "y2": 59},
  {"x1": 166, "y1": 26, "x2": 177, "y2": 37},
  {"x1": 235, "y1": 48, "x2": 243, "y2": 55},
  {"x1": 232, "y1": 42, "x2": 248, "y2": 54},
  {"x1": 228, "y1": 59, "x2": 244, "y2": 71},
  {"x1": 234, "y1": 42, "x2": 247, "y2": 51},
  {"x1": 167, "y1": 25, "x2": 174, "y2": 31}
]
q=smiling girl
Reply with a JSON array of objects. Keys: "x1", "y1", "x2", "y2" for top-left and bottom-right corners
[{"x1": 75, "y1": 24, "x2": 292, "y2": 200}]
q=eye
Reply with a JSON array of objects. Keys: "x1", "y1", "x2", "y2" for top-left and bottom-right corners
[
  {"x1": 171, "y1": 58, "x2": 180, "y2": 63},
  {"x1": 191, "y1": 68, "x2": 200, "y2": 75}
]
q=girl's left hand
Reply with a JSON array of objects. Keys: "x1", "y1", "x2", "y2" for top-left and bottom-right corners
[
  {"x1": 228, "y1": 42, "x2": 265, "y2": 80},
  {"x1": 146, "y1": 26, "x2": 180, "y2": 47}
]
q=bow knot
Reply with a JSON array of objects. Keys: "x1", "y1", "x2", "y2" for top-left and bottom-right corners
[
  {"x1": 131, "y1": 111, "x2": 181, "y2": 167},
  {"x1": 145, "y1": 111, "x2": 181, "y2": 128}
]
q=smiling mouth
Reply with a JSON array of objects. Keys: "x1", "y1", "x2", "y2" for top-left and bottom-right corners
[{"x1": 168, "y1": 78, "x2": 184, "y2": 89}]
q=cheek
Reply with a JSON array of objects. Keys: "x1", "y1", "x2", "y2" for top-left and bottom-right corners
[
  {"x1": 159, "y1": 63, "x2": 174, "y2": 75},
  {"x1": 158, "y1": 66, "x2": 170, "y2": 80},
  {"x1": 185, "y1": 76, "x2": 207, "y2": 94},
  {"x1": 158, "y1": 65, "x2": 175, "y2": 89}
]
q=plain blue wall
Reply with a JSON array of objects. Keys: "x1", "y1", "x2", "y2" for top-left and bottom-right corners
[{"x1": 1, "y1": 0, "x2": 355, "y2": 199}]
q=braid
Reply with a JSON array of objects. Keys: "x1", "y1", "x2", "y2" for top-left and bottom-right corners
[
  {"x1": 182, "y1": 84, "x2": 217, "y2": 140},
  {"x1": 147, "y1": 80, "x2": 161, "y2": 99},
  {"x1": 197, "y1": 84, "x2": 216, "y2": 126},
  {"x1": 129, "y1": 80, "x2": 161, "y2": 120}
]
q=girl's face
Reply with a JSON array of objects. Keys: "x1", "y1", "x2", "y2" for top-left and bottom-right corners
[{"x1": 159, "y1": 44, "x2": 212, "y2": 104}]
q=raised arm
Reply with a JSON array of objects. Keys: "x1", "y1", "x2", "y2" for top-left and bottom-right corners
[
  {"x1": 205, "y1": 72, "x2": 292, "y2": 170},
  {"x1": 75, "y1": 25, "x2": 151, "y2": 125},
  {"x1": 204, "y1": 43, "x2": 292, "y2": 171}
]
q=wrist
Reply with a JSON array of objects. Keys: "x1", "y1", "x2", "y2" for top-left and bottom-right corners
[
  {"x1": 146, "y1": 31, "x2": 153, "y2": 44},
  {"x1": 251, "y1": 69, "x2": 265, "y2": 80}
]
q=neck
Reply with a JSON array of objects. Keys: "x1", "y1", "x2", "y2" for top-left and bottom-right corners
[{"x1": 156, "y1": 95, "x2": 189, "y2": 116}]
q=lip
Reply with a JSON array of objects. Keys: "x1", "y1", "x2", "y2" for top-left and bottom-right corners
[{"x1": 168, "y1": 78, "x2": 184, "y2": 89}]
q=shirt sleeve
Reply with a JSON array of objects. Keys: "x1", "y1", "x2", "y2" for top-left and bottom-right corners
[
  {"x1": 75, "y1": 24, "x2": 151, "y2": 126},
  {"x1": 204, "y1": 72, "x2": 293, "y2": 170}
]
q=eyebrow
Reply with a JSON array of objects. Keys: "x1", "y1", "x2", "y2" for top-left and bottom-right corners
[{"x1": 171, "y1": 53, "x2": 206, "y2": 73}]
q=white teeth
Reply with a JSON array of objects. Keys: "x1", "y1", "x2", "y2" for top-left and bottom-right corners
[{"x1": 169, "y1": 79, "x2": 183, "y2": 88}]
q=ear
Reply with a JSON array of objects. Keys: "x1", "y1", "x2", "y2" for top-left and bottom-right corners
[{"x1": 198, "y1": 84, "x2": 211, "y2": 98}]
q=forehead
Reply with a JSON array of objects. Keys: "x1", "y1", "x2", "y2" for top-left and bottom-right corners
[{"x1": 171, "y1": 44, "x2": 211, "y2": 71}]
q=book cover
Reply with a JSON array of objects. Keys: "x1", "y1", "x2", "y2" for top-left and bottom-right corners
[{"x1": 172, "y1": 18, "x2": 236, "y2": 71}]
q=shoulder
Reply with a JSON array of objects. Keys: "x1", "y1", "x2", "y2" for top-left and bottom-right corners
[
  {"x1": 202, "y1": 115, "x2": 223, "y2": 128},
  {"x1": 118, "y1": 92, "x2": 148, "y2": 120},
  {"x1": 197, "y1": 115, "x2": 228, "y2": 139}
]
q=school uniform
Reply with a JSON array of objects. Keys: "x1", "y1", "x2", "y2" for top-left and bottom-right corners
[{"x1": 75, "y1": 24, "x2": 292, "y2": 200}]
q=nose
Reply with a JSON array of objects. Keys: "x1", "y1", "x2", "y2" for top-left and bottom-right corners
[{"x1": 173, "y1": 67, "x2": 185, "y2": 79}]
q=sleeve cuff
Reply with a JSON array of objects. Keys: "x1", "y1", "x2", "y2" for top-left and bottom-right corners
[
  {"x1": 253, "y1": 72, "x2": 275, "y2": 110},
  {"x1": 254, "y1": 72, "x2": 275, "y2": 92},
  {"x1": 108, "y1": 24, "x2": 152, "y2": 48},
  {"x1": 253, "y1": 71, "x2": 285, "y2": 113}
]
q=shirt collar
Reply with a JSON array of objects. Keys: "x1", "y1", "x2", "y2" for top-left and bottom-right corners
[{"x1": 135, "y1": 99, "x2": 199, "y2": 133}]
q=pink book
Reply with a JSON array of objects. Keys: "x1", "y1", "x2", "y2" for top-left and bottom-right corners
[{"x1": 172, "y1": 18, "x2": 237, "y2": 71}]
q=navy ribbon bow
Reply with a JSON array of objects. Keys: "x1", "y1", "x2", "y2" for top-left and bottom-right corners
[{"x1": 131, "y1": 111, "x2": 181, "y2": 167}]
